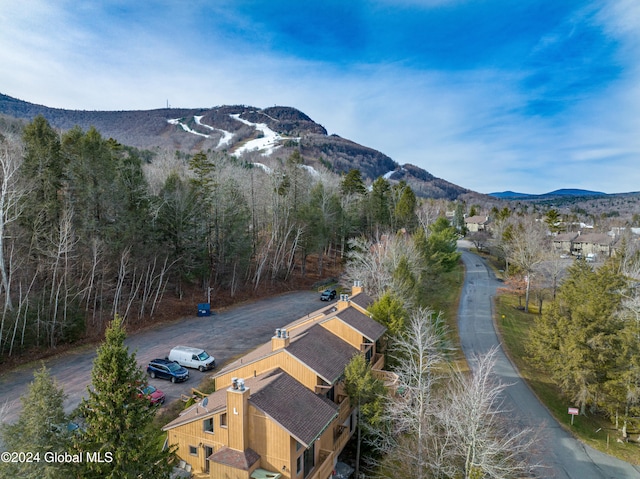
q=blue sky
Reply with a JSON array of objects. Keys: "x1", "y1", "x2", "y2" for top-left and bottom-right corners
[{"x1": 1, "y1": 0, "x2": 639, "y2": 194}]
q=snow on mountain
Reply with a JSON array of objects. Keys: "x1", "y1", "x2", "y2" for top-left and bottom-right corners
[
  {"x1": 167, "y1": 118, "x2": 210, "y2": 138},
  {"x1": 300, "y1": 164, "x2": 319, "y2": 177},
  {"x1": 252, "y1": 162, "x2": 273, "y2": 173},
  {"x1": 194, "y1": 115, "x2": 234, "y2": 148},
  {"x1": 383, "y1": 170, "x2": 395, "y2": 179},
  {"x1": 230, "y1": 113, "x2": 298, "y2": 157},
  {"x1": 167, "y1": 116, "x2": 235, "y2": 149}
]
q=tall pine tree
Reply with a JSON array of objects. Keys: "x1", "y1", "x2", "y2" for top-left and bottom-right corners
[
  {"x1": 74, "y1": 315, "x2": 174, "y2": 478},
  {"x1": 0, "y1": 365, "x2": 70, "y2": 479}
]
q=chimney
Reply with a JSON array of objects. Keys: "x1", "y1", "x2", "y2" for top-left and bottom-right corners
[
  {"x1": 352, "y1": 280, "x2": 363, "y2": 296},
  {"x1": 336, "y1": 293, "x2": 350, "y2": 311},
  {"x1": 271, "y1": 328, "x2": 290, "y2": 351},
  {"x1": 227, "y1": 378, "x2": 250, "y2": 451}
]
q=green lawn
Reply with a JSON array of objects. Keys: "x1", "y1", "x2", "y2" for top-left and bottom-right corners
[{"x1": 495, "y1": 294, "x2": 640, "y2": 464}]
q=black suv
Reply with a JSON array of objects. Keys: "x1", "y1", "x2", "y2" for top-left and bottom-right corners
[
  {"x1": 147, "y1": 359, "x2": 190, "y2": 383},
  {"x1": 320, "y1": 289, "x2": 337, "y2": 301}
]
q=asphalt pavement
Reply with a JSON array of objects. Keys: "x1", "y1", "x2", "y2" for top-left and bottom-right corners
[
  {"x1": 0, "y1": 290, "x2": 322, "y2": 424},
  {"x1": 457, "y1": 242, "x2": 640, "y2": 478}
]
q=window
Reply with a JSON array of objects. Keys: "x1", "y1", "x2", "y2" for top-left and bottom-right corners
[
  {"x1": 296, "y1": 441, "x2": 302, "y2": 451},
  {"x1": 203, "y1": 418, "x2": 214, "y2": 433},
  {"x1": 326, "y1": 385, "x2": 335, "y2": 402},
  {"x1": 297, "y1": 455, "x2": 302, "y2": 475},
  {"x1": 303, "y1": 443, "x2": 315, "y2": 478},
  {"x1": 220, "y1": 413, "x2": 227, "y2": 427},
  {"x1": 189, "y1": 445, "x2": 198, "y2": 456}
]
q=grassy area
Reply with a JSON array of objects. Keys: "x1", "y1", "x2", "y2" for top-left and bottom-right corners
[
  {"x1": 495, "y1": 294, "x2": 640, "y2": 464},
  {"x1": 418, "y1": 263, "x2": 466, "y2": 363}
]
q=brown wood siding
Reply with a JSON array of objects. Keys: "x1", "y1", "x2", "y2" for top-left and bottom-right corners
[
  {"x1": 248, "y1": 405, "x2": 295, "y2": 478},
  {"x1": 215, "y1": 351, "x2": 319, "y2": 391},
  {"x1": 320, "y1": 318, "x2": 362, "y2": 349}
]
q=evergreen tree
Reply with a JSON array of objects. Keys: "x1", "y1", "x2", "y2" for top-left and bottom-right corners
[
  {"x1": 344, "y1": 354, "x2": 385, "y2": 479},
  {"x1": 74, "y1": 315, "x2": 174, "y2": 478},
  {"x1": 545, "y1": 209, "x2": 562, "y2": 233},
  {"x1": 420, "y1": 217, "x2": 461, "y2": 274},
  {"x1": 341, "y1": 169, "x2": 367, "y2": 196},
  {"x1": 0, "y1": 365, "x2": 70, "y2": 479},
  {"x1": 393, "y1": 181, "x2": 418, "y2": 232},
  {"x1": 528, "y1": 260, "x2": 625, "y2": 414},
  {"x1": 20, "y1": 115, "x2": 65, "y2": 256},
  {"x1": 368, "y1": 290, "x2": 409, "y2": 337}
]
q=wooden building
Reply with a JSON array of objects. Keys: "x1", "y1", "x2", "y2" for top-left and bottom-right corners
[
  {"x1": 163, "y1": 282, "x2": 386, "y2": 479},
  {"x1": 464, "y1": 215, "x2": 490, "y2": 232}
]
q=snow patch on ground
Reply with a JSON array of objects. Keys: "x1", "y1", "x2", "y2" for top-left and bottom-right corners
[
  {"x1": 194, "y1": 116, "x2": 234, "y2": 148},
  {"x1": 383, "y1": 170, "x2": 396, "y2": 179},
  {"x1": 167, "y1": 117, "x2": 235, "y2": 148},
  {"x1": 167, "y1": 118, "x2": 210, "y2": 138},
  {"x1": 230, "y1": 114, "x2": 285, "y2": 156},
  {"x1": 252, "y1": 162, "x2": 273, "y2": 173},
  {"x1": 300, "y1": 164, "x2": 319, "y2": 177}
]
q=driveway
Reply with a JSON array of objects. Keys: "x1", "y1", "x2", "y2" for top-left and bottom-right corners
[
  {"x1": 457, "y1": 242, "x2": 640, "y2": 478},
  {"x1": 0, "y1": 290, "x2": 323, "y2": 423}
]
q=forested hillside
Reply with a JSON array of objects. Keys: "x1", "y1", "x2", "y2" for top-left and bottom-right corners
[
  {"x1": 0, "y1": 93, "x2": 473, "y2": 200},
  {"x1": 0, "y1": 116, "x2": 431, "y2": 361}
]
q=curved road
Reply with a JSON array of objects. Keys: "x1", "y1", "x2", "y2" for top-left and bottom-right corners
[
  {"x1": 458, "y1": 243, "x2": 640, "y2": 478},
  {"x1": 0, "y1": 290, "x2": 322, "y2": 424}
]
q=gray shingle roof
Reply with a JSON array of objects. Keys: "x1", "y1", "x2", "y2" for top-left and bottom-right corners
[
  {"x1": 285, "y1": 324, "x2": 358, "y2": 384},
  {"x1": 335, "y1": 307, "x2": 386, "y2": 342},
  {"x1": 209, "y1": 447, "x2": 260, "y2": 470},
  {"x1": 249, "y1": 369, "x2": 338, "y2": 447},
  {"x1": 350, "y1": 292, "x2": 374, "y2": 310}
]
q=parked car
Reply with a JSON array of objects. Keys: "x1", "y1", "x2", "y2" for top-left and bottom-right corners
[
  {"x1": 320, "y1": 289, "x2": 337, "y2": 301},
  {"x1": 168, "y1": 346, "x2": 216, "y2": 372},
  {"x1": 147, "y1": 358, "x2": 190, "y2": 382},
  {"x1": 137, "y1": 384, "x2": 165, "y2": 405}
]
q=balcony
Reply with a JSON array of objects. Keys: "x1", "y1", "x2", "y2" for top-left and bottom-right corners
[
  {"x1": 336, "y1": 395, "x2": 352, "y2": 424},
  {"x1": 372, "y1": 367, "x2": 398, "y2": 389},
  {"x1": 371, "y1": 352, "x2": 385, "y2": 370},
  {"x1": 333, "y1": 423, "x2": 351, "y2": 452},
  {"x1": 308, "y1": 449, "x2": 334, "y2": 479}
]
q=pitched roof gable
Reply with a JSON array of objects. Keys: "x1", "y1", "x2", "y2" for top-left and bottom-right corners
[
  {"x1": 285, "y1": 324, "x2": 358, "y2": 384},
  {"x1": 335, "y1": 307, "x2": 386, "y2": 342},
  {"x1": 163, "y1": 370, "x2": 279, "y2": 430},
  {"x1": 249, "y1": 369, "x2": 338, "y2": 447}
]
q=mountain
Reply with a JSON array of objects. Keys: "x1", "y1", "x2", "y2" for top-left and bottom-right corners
[
  {"x1": 489, "y1": 188, "x2": 607, "y2": 199},
  {"x1": 0, "y1": 93, "x2": 471, "y2": 200}
]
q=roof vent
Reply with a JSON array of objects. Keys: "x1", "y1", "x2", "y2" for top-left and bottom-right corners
[
  {"x1": 238, "y1": 378, "x2": 245, "y2": 392},
  {"x1": 282, "y1": 329, "x2": 288, "y2": 338},
  {"x1": 275, "y1": 328, "x2": 282, "y2": 338},
  {"x1": 232, "y1": 377, "x2": 238, "y2": 390}
]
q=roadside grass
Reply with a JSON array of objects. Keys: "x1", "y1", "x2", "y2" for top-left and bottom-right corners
[
  {"x1": 418, "y1": 262, "x2": 466, "y2": 365},
  {"x1": 495, "y1": 294, "x2": 640, "y2": 464}
]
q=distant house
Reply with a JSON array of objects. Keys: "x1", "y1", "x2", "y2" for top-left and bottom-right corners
[
  {"x1": 163, "y1": 282, "x2": 386, "y2": 479},
  {"x1": 552, "y1": 233, "x2": 578, "y2": 254},
  {"x1": 571, "y1": 233, "x2": 617, "y2": 258},
  {"x1": 464, "y1": 215, "x2": 490, "y2": 232}
]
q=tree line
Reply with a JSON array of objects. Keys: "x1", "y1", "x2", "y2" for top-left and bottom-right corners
[{"x1": 0, "y1": 116, "x2": 422, "y2": 360}]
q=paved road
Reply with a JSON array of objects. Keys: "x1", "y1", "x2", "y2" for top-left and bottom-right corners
[
  {"x1": 0, "y1": 290, "x2": 324, "y2": 424},
  {"x1": 458, "y1": 243, "x2": 640, "y2": 478}
]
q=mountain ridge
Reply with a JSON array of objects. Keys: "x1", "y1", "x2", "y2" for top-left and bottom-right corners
[
  {"x1": 489, "y1": 188, "x2": 608, "y2": 199},
  {"x1": 0, "y1": 93, "x2": 472, "y2": 200}
]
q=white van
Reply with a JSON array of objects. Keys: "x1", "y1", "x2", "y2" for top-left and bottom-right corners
[{"x1": 168, "y1": 346, "x2": 216, "y2": 371}]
